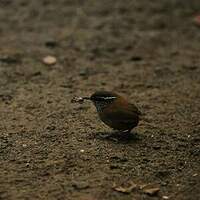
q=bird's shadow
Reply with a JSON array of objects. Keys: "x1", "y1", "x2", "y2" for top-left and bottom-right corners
[{"x1": 92, "y1": 131, "x2": 141, "y2": 143}]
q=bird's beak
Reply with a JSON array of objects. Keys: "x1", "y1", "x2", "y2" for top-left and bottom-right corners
[{"x1": 82, "y1": 97, "x2": 91, "y2": 101}]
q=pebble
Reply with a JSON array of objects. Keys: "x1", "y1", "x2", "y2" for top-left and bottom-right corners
[
  {"x1": 72, "y1": 181, "x2": 89, "y2": 190},
  {"x1": 193, "y1": 173, "x2": 198, "y2": 177},
  {"x1": 45, "y1": 40, "x2": 58, "y2": 48},
  {"x1": 162, "y1": 196, "x2": 169, "y2": 199},
  {"x1": 43, "y1": 56, "x2": 57, "y2": 65}
]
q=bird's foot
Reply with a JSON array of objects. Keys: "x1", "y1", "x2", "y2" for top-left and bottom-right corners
[{"x1": 96, "y1": 130, "x2": 140, "y2": 143}]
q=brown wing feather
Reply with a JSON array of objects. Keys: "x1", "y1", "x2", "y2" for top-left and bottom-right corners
[
  {"x1": 98, "y1": 95, "x2": 141, "y2": 130},
  {"x1": 104, "y1": 106, "x2": 139, "y2": 122}
]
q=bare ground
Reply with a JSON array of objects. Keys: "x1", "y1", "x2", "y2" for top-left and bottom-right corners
[{"x1": 0, "y1": 0, "x2": 200, "y2": 200}]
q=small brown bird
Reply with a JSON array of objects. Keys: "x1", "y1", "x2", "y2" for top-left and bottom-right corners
[{"x1": 83, "y1": 91, "x2": 141, "y2": 133}]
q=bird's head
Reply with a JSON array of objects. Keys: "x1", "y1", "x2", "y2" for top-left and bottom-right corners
[{"x1": 83, "y1": 91, "x2": 118, "y2": 112}]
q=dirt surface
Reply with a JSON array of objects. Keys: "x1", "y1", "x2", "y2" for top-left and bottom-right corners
[{"x1": 0, "y1": 1, "x2": 200, "y2": 200}]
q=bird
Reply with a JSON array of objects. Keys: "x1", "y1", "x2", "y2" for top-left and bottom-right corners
[{"x1": 82, "y1": 91, "x2": 141, "y2": 133}]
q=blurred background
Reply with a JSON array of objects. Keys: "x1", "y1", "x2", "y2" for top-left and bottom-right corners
[{"x1": 0, "y1": 1, "x2": 200, "y2": 200}]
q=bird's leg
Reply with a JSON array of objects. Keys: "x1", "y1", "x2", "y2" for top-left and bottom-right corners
[
  {"x1": 122, "y1": 129, "x2": 132, "y2": 134},
  {"x1": 97, "y1": 131, "x2": 119, "y2": 142},
  {"x1": 111, "y1": 129, "x2": 130, "y2": 137}
]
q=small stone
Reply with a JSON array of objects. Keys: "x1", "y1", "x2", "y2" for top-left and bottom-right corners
[
  {"x1": 80, "y1": 149, "x2": 85, "y2": 153},
  {"x1": 193, "y1": 173, "x2": 198, "y2": 177},
  {"x1": 43, "y1": 56, "x2": 57, "y2": 65},
  {"x1": 0, "y1": 54, "x2": 21, "y2": 64},
  {"x1": 72, "y1": 181, "x2": 89, "y2": 190},
  {"x1": 31, "y1": 71, "x2": 41, "y2": 76},
  {"x1": 162, "y1": 196, "x2": 169, "y2": 199},
  {"x1": 22, "y1": 144, "x2": 27, "y2": 148},
  {"x1": 46, "y1": 125, "x2": 56, "y2": 131},
  {"x1": 45, "y1": 40, "x2": 58, "y2": 48},
  {"x1": 153, "y1": 145, "x2": 161, "y2": 150},
  {"x1": 129, "y1": 55, "x2": 142, "y2": 62},
  {"x1": 0, "y1": 94, "x2": 12, "y2": 102},
  {"x1": 110, "y1": 164, "x2": 121, "y2": 169},
  {"x1": 79, "y1": 69, "x2": 89, "y2": 76}
]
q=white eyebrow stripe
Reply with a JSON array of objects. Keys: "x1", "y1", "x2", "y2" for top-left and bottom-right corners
[{"x1": 101, "y1": 96, "x2": 116, "y2": 100}]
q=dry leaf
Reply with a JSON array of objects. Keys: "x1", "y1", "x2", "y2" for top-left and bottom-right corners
[
  {"x1": 142, "y1": 185, "x2": 160, "y2": 196},
  {"x1": 113, "y1": 182, "x2": 137, "y2": 193}
]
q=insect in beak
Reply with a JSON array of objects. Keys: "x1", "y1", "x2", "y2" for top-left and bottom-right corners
[{"x1": 71, "y1": 96, "x2": 90, "y2": 104}]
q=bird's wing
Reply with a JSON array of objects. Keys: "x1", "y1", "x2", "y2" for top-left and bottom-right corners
[{"x1": 104, "y1": 106, "x2": 139, "y2": 123}]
